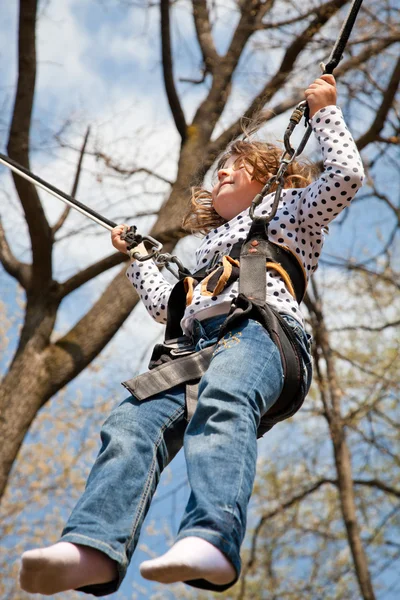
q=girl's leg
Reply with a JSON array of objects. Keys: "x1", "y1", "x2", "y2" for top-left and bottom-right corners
[
  {"x1": 20, "y1": 387, "x2": 187, "y2": 596},
  {"x1": 141, "y1": 318, "x2": 284, "y2": 591}
]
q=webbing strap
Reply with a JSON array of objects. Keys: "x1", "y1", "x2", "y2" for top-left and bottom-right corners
[
  {"x1": 239, "y1": 224, "x2": 269, "y2": 303},
  {"x1": 122, "y1": 345, "x2": 214, "y2": 400}
]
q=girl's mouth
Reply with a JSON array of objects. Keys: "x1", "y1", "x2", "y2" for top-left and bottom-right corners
[{"x1": 219, "y1": 181, "x2": 233, "y2": 191}]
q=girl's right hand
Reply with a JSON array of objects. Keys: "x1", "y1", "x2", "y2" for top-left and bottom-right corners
[
  {"x1": 304, "y1": 74, "x2": 337, "y2": 117},
  {"x1": 111, "y1": 224, "x2": 129, "y2": 254}
]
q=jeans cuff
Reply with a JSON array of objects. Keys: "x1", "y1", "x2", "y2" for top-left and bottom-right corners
[
  {"x1": 59, "y1": 533, "x2": 126, "y2": 597},
  {"x1": 175, "y1": 528, "x2": 241, "y2": 592}
]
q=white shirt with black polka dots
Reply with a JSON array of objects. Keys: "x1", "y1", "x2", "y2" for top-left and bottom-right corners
[{"x1": 126, "y1": 106, "x2": 364, "y2": 335}]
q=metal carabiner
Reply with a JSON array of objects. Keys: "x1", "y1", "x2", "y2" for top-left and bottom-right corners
[
  {"x1": 248, "y1": 147, "x2": 295, "y2": 223},
  {"x1": 130, "y1": 235, "x2": 163, "y2": 261},
  {"x1": 283, "y1": 100, "x2": 308, "y2": 157},
  {"x1": 249, "y1": 175, "x2": 278, "y2": 221},
  {"x1": 155, "y1": 253, "x2": 190, "y2": 279}
]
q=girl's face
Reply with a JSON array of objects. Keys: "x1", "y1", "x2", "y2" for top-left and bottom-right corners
[{"x1": 212, "y1": 155, "x2": 264, "y2": 221}]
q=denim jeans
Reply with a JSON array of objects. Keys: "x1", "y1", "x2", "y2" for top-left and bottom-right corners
[{"x1": 61, "y1": 313, "x2": 312, "y2": 595}]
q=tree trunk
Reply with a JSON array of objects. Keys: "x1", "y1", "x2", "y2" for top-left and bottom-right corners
[
  {"x1": 0, "y1": 269, "x2": 136, "y2": 500},
  {"x1": 0, "y1": 291, "x2": 60, "y2": 497},
  {"x1": 305, "y1": 288, "x2": 376, "y2": 600},
  {"x1": 0, "y1": 347, "x2": 52, "y2": 498},
  {"x1": 331, "y1": 422, "x2": 376, "y2": 600}
]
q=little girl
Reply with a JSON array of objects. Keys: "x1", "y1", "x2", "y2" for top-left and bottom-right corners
[{"x1": 20, "y1": 74, "x2": 364, "y2": 596}]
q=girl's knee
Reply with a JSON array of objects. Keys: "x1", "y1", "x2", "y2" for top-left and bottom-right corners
[{"x1": 101, "y1": 397, "x2": 185, "y2": 462}]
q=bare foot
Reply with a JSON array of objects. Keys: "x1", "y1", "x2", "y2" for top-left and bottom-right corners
[
  {"x1": 140, "y1": 537, "x2": 236, "y2": 585},
  {"x1": 20, "y1": 541, "x2": 118, "y2": 595}
]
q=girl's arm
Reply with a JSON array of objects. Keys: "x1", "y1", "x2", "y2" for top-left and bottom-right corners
[
  {"x1": 111, "y1": 225, "x2": 172, "y2": 324},
  {"x1": 299, "y1": 75, "x2": 364, "y2": 228}
]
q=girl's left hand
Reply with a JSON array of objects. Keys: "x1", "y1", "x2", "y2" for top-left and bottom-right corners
[
  {"x1": 304, "y1": 74, "x2": 337, "y2": 118},
  {"x1": 111, "y1": 224, "x2": 129, "y2": 254}
]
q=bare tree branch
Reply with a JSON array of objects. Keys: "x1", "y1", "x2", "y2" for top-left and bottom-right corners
[
  {"x1": 256, "y1": 4, "x2": 333, "y2": 30},
  {"x1": 0, "y1": 217, "x2": 30, "y2": 288},
  {"x1": 7, "y1": 0, "x2": 53, "y2": 293},
  {"x1": 192, "y1": 0, "x2": 219, "y2": 73},
  {"x1": 320, "y1": 257, "x2": 400, "y2": 290},
  {"x1": 242, "y1": 34, "x2": 400, "y2": 149},
  {"x1": 357, "y1": 54, "x2": 400, "y2": 150},
  {"x1": 330, "y1": 319, "x2": 400, "y2": 333},
  {"x1": 190, "y1": 1, "x2": 274, "y2": 140},
  {"x1": 207, "y1": 0, "x2": 351, "y2": 162},
  {"x1": 58, "y1": 251, "x2": 129, "y2": 299},
  {"x1": 160, "y1": 0, "x2": 187, "y2": 142},
  {"x1": 92, "y1": 150, "x2": 174, "y2": 184},
  {"x1": 43, "y1": 267, "x2": 139, "y2": 400},
  {"x1": 54, "y1": 134, "x2": 175, "y2": 185},
  {"x1": 350, "y1": 419, "x2": 400, "y2": 467},
  {"x1": 52, "y1": 126, "x2": 91, "y2": 237}
]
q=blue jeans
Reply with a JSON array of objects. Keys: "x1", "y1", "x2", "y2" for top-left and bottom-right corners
[{"x1": 61, "y1": 314, "x2": 312, "y2": 595}]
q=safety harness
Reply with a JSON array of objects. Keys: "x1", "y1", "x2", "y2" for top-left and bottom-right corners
[{"x1": 122, "y1": 215, "x2": 308, "y2": 437}]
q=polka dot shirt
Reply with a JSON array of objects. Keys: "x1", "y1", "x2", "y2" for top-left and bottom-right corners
[{"x1": 126, "y1": 106, "x2": 364, "y2": 335}]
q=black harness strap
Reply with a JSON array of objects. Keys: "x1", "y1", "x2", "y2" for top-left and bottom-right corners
[{"x1": 239, "y1": 218, "x2": 269, "y2": 302}]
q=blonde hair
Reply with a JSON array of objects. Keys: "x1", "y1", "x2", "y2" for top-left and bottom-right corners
[{"x1": 182, "y1": 140, "x2": 317, "y2": 235}]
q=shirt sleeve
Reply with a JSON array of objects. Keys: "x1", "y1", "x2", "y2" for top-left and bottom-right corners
[
  {"x1": 126, "y1": 259, "x2": 172, "y2": 324},
  {"x1": 300, "y1": 105, "x2": 364, "y2": 229},
  {"x1": 259, "y1": 106, "x2": 365, "y2": 280}
]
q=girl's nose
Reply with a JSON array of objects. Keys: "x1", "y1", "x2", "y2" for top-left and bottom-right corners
[{"x1": 218, "y1": 167, "x2": 231, "y2": 181}]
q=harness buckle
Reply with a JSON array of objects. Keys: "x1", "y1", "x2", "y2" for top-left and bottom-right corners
[{"x1": 167, "y1": 336, "x2": 196, "y2": 356}]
